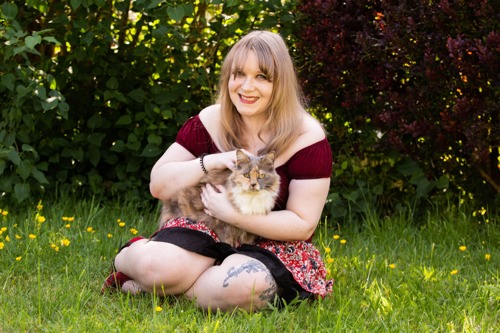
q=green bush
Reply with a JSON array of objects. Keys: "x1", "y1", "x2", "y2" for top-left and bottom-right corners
[{"x1": 0, "y1": 0, "x2": 297, "y2": 204}]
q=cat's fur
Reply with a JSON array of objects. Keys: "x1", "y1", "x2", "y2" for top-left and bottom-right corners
[{"x1": 159, "y1": 150, "x2": 280, "y2": 246}]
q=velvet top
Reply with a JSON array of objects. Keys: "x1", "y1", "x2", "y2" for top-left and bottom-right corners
[{"x1": 176, "y1": 115, "x2": 332, "y2": 210}]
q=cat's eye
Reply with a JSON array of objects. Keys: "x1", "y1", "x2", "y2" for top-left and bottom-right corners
[
  {"x1": 257, "y1": 174, "x2": 266, "y2": 179},
  {"x1": 243, "y1": 173, "x2": 250, "y2": 178}
]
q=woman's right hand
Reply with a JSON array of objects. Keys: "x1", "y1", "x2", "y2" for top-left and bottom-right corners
[{"x1": 203, "y1": 149, "x2": 252, "y2": 172}]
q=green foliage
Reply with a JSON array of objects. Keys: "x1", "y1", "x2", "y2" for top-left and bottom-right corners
[{"x1": 0, "y1": 0, "x2": 298, "y2": 204}]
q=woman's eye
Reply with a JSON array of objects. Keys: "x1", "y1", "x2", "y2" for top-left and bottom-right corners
[{"x1": 257, "y1": 74, "x2": 267, "y2": 80}]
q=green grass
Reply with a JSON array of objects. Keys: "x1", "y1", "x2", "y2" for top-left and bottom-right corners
[{"x1": 0, "y1": 198, "x2": 498, "y2": 332}]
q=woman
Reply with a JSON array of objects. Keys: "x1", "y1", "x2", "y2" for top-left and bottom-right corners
[{"x1": 102, "y1": 30, "x2": 333, "y2": 312}]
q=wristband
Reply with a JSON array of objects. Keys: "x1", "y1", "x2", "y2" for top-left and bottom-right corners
[{"x1": 199, "y1": 153, "x2": 208, "y2": 174}]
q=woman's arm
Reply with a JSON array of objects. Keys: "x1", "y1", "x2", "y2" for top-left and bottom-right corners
[
  {"x1": 149, "y1": 143, "x2": 236, "y2": 201},
  {"x1": 201, "y1": 177, "x2": 331, "y2": 241}
]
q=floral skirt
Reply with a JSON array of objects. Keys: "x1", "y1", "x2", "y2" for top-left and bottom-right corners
[{"x1": 150, "y1": 217, "x2": 333, "y2": 302}]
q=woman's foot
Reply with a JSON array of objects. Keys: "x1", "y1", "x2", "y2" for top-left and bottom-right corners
[
  {"x1": 101, "y1": 236, "x2": 146, "y2": 294},
  {"x1": 121, "y1": 280, "x2": 143, "y2": 295},
  {"x1": 101, "y1": 271, "x2": 132, "y2": 293}
]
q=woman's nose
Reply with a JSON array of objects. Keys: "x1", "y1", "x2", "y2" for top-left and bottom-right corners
[{"x1": 241, "y1": 77, "x2": 254, "y2": 91}]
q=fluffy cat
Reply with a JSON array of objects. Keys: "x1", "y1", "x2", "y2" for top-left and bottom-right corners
[{"x1": 159, "y1": 150, "x2": 280, "y2": 246}]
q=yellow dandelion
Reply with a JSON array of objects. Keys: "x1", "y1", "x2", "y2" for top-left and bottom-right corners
[
  {"x1": 155, "y1": 306, "x2": 162, "y2": 312},
  {"x1": 61, "y1": 239, "x2": 71, "y2": 246},
  {"x1": 450, "y1": 270, "x2": 459, "y2": 275},
  {"x1": 15, "y1": 234, "x2": 22, "y2": 240},
  {"x1": 62, "y1": 216, "x2": 69, "y2": 221},
  {"x1": 50, "y1": 244, "x2": 57, "y2": 248},
  {"x1": 389, "y1": 264, "x2": 396, "y2": 269},
  {"x1": 107, "y1": 233, "x2": 113, "y2": 238},
  {"x1": 16, "y1": 256, "x2": 22, "y2": 261},
  {"x1": 485, "y1": 254, "x2": 491, "y2": 261},
  {"x1": 68, "y1": 217, "x2": 75, "y2": 222},
  {"x1": 1, "y1": 227, "x2": 6, "y2": 232},
  {"x1": 0, "y1": 242, "x2": 4, "y2": 250},
  {"x1": 459, "y1": 245, "x2": 467, "y2": 252},
  {"x1": 340, "y1": 239, "x2": 347, "y2": 245},
  {"x1": 1, "y1": 210, "x2": 8, "y2": 216},
  {"x1": 37, "y1": 216, "x2": 46, "y2": 223},
  {"x1": 130, "y1": 228, "x2": 138, "y2": 235},
  {"x1": 324, "y1": 247, "x2": 331, "y2": 253},
  {"x1": 5, "y1": 235, "x2": 10, "y2": 242},
  {"x1": 37, "y1": 201, "x2": 43, "y2": 211},
  {"x1": 119, "y1": 222, "x2": 126, "y2": 227},
  {"x1": 65, "y1": 224, "x2": 71, "y2": 229},
  {"x1": 327, "y1": 257, "x2": 334, "y2": 264},
  {"x1": 29, "y1": 234, "x2": 37, "y2": 239},
  {"x1": 87, "y1": 227, "x2": 94, "y2": 232},
  {"x1": 333, "y1": 235, "x2": 340, "y2": 240}
]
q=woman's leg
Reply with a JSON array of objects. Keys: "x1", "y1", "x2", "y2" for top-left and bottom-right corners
[
  {"x1": 114, "y1": 239, "x2": 215, "y2": 296},
  {"x1": 186, "y1": 253, "x2": 278, "y2": 312}
]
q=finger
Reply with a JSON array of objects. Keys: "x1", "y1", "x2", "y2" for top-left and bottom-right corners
[
  {"x1": 214, "y1": 184, "x2": 226, "y2": 193},
  {"x1": 205, "y1": 183, "x2": 218, "y2": 194}
]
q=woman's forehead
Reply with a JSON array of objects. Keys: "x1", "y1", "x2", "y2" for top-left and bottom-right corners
[{"x1": 231, "y1": 47, "x2": 274, "y2": 74}]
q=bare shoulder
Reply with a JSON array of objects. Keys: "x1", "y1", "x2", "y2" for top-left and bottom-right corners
[
  {"x1": 275, "y1": 114, "x2": 326, "y2": 167},
  {"x1": 199, "y1": 104, "x2": 221, "y2": 132},
  {"x1": 292, "y1": 114, "x2": 326, "y2": 150},
  {"x1": 302, "y1": 114, "x2": 326, "y2": 141}
]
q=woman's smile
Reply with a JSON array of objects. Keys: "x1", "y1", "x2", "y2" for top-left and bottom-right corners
[{"x1": 239, "y1": 94, "x2": 259, "y2": 104}]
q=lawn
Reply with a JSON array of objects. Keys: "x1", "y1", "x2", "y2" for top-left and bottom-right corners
[{"x1": 0, "y1": 198, "x2": 498, "y2": 332}]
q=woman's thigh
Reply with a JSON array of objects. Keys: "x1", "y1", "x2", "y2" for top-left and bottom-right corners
[
  {"x1": 114, "y1": 239, "x2": 215, "y2": 295},
  {"x1": 186, "y1": 253, "x2": 278, "y2": 312}
]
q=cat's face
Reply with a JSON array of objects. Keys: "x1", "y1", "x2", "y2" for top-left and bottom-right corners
[{"x1": 230, "y1": 150, "x2": 278, "y2": 192}]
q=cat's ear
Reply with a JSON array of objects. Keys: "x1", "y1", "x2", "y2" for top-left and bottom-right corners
[
  {"x1": 236, "y1": 149, "x2": 250, "y2": 166},
  {"x1": 261, "y1": 151, "x2": 276, "y2": 165}
]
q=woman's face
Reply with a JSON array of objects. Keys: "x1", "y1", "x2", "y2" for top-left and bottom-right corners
[{"x1": 228, "y1": 50, "x2": 273, "y2": 119}]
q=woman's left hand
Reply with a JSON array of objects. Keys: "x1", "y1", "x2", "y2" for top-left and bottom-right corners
[{"x1": 201, "y1": 184, "x2": 238, "y2": 223}]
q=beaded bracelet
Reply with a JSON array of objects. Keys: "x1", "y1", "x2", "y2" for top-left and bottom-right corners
[{"x1": 199, "y1": 153, "x2": 208, "y2": 174}]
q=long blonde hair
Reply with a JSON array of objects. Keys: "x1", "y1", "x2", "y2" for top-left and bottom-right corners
[{"x1": 217, "y1": 31, "x2": 307, "y2": 156}]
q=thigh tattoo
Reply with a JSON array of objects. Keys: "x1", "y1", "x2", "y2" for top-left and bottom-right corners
[{"x1": 223, "y1": 259, "x2": 278, "y2": 302}]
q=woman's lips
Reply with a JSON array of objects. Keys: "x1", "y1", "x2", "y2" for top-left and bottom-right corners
[{"x1": 239, "y1": 94, "x2": 259, "y2": 104}]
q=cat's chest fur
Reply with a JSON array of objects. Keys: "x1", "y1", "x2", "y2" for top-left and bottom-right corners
[{"x1": 228, "y1": 185, "x2": 277, "y2": 215}]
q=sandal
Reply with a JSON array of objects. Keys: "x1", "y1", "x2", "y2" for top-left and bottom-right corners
[{"x1": 100, "y1": 236, "x2": 145, "y2": 294}]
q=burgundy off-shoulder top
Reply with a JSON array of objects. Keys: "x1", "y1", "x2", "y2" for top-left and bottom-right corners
[{"x1": 176, "y1": 115, "x2": 332, "y2": 210}]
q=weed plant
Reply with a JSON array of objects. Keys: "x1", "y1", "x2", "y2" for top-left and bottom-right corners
[{"x1": 0, "y1": 198, "x2": 498, "y2": 332}]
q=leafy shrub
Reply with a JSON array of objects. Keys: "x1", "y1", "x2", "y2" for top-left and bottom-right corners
[
  {"x1": 295, "y1": 0, "x2": 500, "y2": 220},
  {"x1": 0, "y1": 0, "x2": 297, "y2": 204}
]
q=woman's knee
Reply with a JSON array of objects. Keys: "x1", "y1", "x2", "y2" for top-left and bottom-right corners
[
  {"x1": 221, "y1": 259, "x2": 278, "y2": 304},
  {"x1": 190, "y1": 255, "x2": 278, "y2": 311},
  {"x1": 117, "y1": 241, "x2": 214, "y2": 295}
]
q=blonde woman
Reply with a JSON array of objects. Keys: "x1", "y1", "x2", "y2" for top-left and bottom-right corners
[{"x1": 102, "y1": 31, "x2": 333, "y2": 312}]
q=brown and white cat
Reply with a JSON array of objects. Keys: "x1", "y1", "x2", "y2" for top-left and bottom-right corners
[{"x1": 159, "y1": 150, "x2": 280, "y2": 246}]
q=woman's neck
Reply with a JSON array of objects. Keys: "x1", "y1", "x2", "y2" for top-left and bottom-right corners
[{"x1": 240, "y1": 117, "x2": 271, "y2": 155}]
